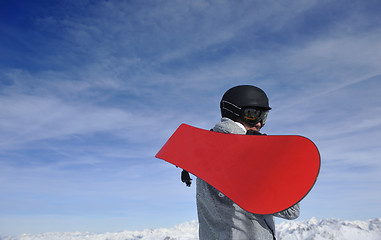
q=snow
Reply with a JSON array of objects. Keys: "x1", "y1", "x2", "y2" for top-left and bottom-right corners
[
  {"x1": 1, "y1": 218, "x2": 380, "y2": 240},
  {"x1": 276, "y1": 218, "x2": 381, "y2": 240}
]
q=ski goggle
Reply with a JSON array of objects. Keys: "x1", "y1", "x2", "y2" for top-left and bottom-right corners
[{"x1": 241, "y1": 107, "x2": 269, "y2": 126}]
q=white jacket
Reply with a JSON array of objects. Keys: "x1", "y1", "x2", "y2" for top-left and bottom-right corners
[{"x1": 196, "y1": 118, "x2": 300, "y2": 240}]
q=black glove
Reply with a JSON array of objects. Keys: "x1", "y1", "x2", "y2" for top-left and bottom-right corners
[{"x1": 181, "y1": 169, "x2": 192, "y2": 187}]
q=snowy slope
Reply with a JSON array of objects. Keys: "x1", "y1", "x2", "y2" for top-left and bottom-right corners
[
  {"x1": 276, "y1": 218, "x2": 381, "y2": 240},
  {"x1": 0, "y1": 221, "x2": 199, "y2": 240},
  {"x1": 1, "y1": 218, "x2": 380, "y2": 240}
]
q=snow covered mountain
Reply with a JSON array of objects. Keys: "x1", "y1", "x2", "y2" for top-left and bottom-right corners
[
  {"x1": 1, "y1": 218, "x2": 380, "y2": 240},
  {"x1": 276, "y1": 218, "x2": 381, "y2": 240}
]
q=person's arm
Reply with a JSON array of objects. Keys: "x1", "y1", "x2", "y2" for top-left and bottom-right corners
[{"x1": 273, "y1": 203, "x2": 300, "y2": 220}]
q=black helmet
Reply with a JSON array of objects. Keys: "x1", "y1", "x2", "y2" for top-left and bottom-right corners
[{"x1": 220, "y1": 85, "x2": 271, "y2": 126}]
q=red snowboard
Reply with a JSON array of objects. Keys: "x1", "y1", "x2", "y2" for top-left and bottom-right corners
[{"x1": 156, "y1": 124, "x2": 320, "y2": 214}]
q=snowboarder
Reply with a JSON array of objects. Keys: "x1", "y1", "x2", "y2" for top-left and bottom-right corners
[{"x1": 196, "y1": 85, "x2": 300, "y2": 240}]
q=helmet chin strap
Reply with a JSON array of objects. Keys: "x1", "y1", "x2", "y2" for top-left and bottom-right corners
[{"x1": 246, "y1": 129, "x2": 263, "y2": 135}]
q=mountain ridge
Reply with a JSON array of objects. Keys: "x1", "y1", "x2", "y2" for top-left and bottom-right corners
[{"x1": 2, "y1": 218, "x2": 380, "y2": 240}]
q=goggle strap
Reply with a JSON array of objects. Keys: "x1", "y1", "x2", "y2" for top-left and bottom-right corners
[{"x1": 221, "y1": 100, "x2": 241, "y2": 117}]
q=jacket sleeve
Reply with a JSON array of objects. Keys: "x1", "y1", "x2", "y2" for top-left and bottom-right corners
[{"x1": 272, "y1": 203, "x2": 300, "y2": 220}]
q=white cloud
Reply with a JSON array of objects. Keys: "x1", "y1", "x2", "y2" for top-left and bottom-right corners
[{"x1": 0, "y1": 94, "x2": 128, "y2": 147}]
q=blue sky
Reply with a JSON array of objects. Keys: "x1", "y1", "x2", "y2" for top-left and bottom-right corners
[{"x1": 1, "y1": 0, "x2": 381, "y2": 236}]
